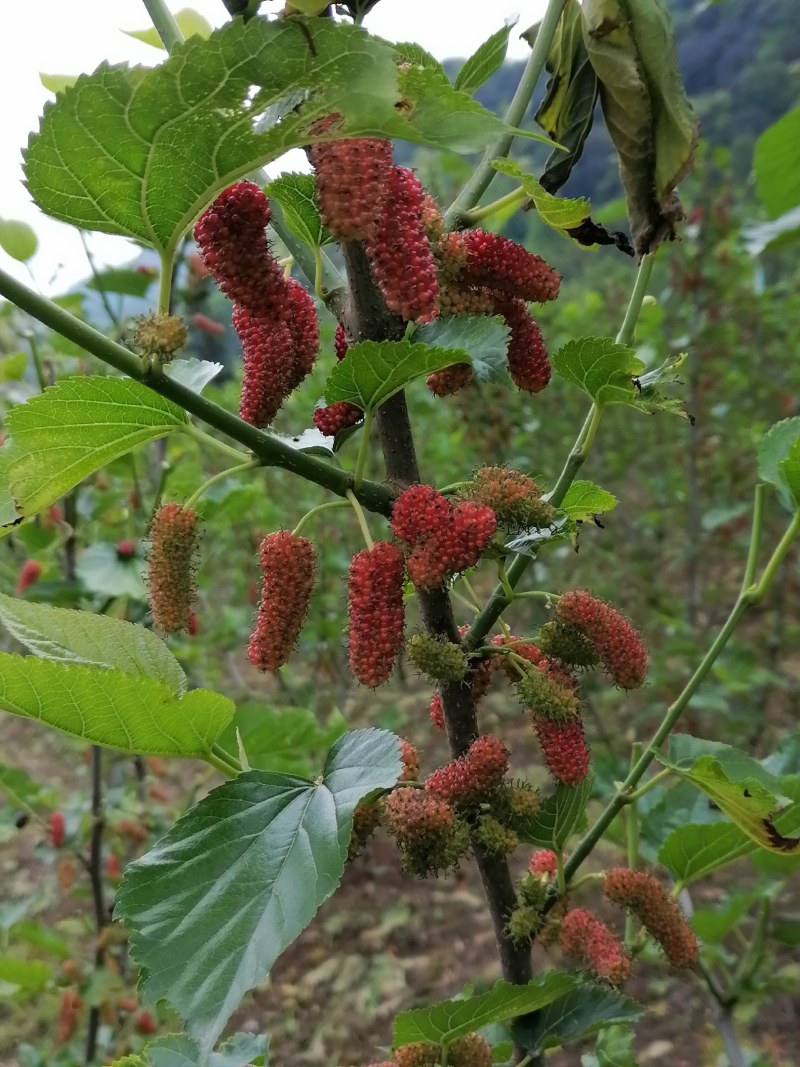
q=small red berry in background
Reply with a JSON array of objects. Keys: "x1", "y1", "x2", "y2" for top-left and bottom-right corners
[
  {"x1": 187, "y1": 611, "x2": 200, "y2": 636},
  {"x1": 134, "y1": 1009, "x2": 158, "y2": 1035},
  {"x1": 116, "y1": 538, "x2": 136, "y2": 559},
  {"x1": 15, "y1": 559, "x2": 42, "y2": 595},
  {"x1": 105, "y1": 853, "x2": 123, "y2": 880},
  {"x1": 50, "y1": 810, "x2": 66, "y2": 848},
  {"x1": 191, "y1": 311, "x2": 225, "y2": 335},
  {"x1": 57, "y1": 990, "x2": 84, "y2": 1044}
]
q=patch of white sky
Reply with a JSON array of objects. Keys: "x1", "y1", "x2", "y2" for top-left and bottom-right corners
[{"x1": 0, "y1": 1, "x2": 545, "y2": 295}]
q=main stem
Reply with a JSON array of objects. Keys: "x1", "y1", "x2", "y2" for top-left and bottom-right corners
[{"x1": 340, "y1": 243, "x2": 533, "y2": 1000}]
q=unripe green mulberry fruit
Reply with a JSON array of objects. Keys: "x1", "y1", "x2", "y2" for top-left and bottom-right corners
[
  {"x1": 147, "y1": 503, "x2": 200, "y2": 633},
  {"x1": 518, "y1": 871, "x2": 548, "y2": 909},
  {"x1": 383, "y1": 787, "x2": 469, "y2": 877},
  {"x1": 536, "y1": 619, "x2": 600, "y2": 669},
  {"x1": 407, "y1": 633, "x2": 468, "y2": 683},
  {"x1": 507, "y1": 903, "x2": 541, "y2": 943},
  {"x1": 465, "y1": 466, "x2": 555, "y2": 531},
  {"x1": 476, "y1": 814, "x2": 518, "y2": 855},
  {"x1": 517, "y1": 666, "x2": 579, "y2": 723}
]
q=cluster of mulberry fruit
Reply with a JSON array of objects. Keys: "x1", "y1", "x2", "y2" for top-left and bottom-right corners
[
  {"x1": 553, "y1": 590, "x2": 648, "y2": 689},
  {"x1": 391, "y1": 484, "x2": 496, "y2": 589},
  {"x1": 195, "y1": 181, "x2": 319, "y2": 428}
]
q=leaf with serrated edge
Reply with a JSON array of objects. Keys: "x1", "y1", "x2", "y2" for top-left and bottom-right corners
[
  {"x1": 266, "y1": 172, "x2": 330, "y2": 247},
  {"x1": 0, "y1": 593, "x2": 186, "y2": 695},
  {"x1": 491, "y1": 158, "x2": 590, "y2": 232},
  {"x1": 658, "y1": 822, "x2": 754, "y2": 885},
  {"x1": 117, "y1": 729, "x2": 401, "y2": 1054},
  {"x1": 594, "y1": 1022, "x2": 640, "y2": 1066},
  {"x1": 757, "y1": 417, "x2": 800, "y2": 514},
  {"x1": 512, "y1": 984, "x2": 643, "y2": 1053},
  {"x1": 0, "y1": 655, "x2": 231, "y2": 757},
  {"x1": 560, "y1": 481, "x2": 618, "y2": 522},
  {"x1": 515, "y1": 774, "x2": 593, "y2": 850},
  {"x1": 393, "y1": 975, "x2": 578, "y2": 1045},
  {"x1": 147, "y1": 1031, "x2": 269, "y2": 1067},
  {"x1": 25, "y1": 20, "x2": 545, "y2": 257},
  {"x1": 552, "y1": 338, "x2": 642, "y2": 408},
  {"x1": 4, "y1": 377, "x2": 187, "y2": 520},
  {"x1": 324, "y1": 341, "x2": 470, "y2": 411},
  {"x1": 454, "y1": 18, "x2": 517, "y2": 96},
  {"x1": 412, "y1": 315, "x2": 510, "y2": 386},
  {"x1": 779, "y1": 436, "x2": 800, "y2": 508}
]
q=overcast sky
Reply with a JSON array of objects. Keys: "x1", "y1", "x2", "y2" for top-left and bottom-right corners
[{"x1": 0, "y1": 1, "x2": 544, "y2": 295}]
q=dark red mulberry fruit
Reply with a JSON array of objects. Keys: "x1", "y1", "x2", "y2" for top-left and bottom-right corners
[
  {"x1": 460, "y1": 230, "x2": 561, "y2": 303},
  {"x1": 313, "y1": 401, "x2": 363, "y2": 437},
  {"x1": 348, "y1": 542, "x2": 405, "y2": 686},
  {"x1": 310, "y1": 126, "x2": 393, "y2": 241},
  {"x1": 248, "y1": 532, "x2": 316, "y2": 671},
  {"x1": 604, "y1": 868, "x2": 697, "y2": 968},
  {"x1": 557, "y1": 590, "x2": 647, "y2": 689},
  {"x1": 532, "y1": 711, "x2": 589, "y2": 785}
]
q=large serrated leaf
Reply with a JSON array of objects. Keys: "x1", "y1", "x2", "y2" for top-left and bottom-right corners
[
  {"x1": 3, "y1": 377, "x2": 187, "y2": 522},
  {"x1": 515, "y1": 774, "x2": 593, "y2": 850},
  {"x1": 323, "y1": 340, "x2": 470, "y2": 411},
  {"x1": 393, "y1": 975, "x2": 578, "y2": 1046},
  {"x1": 25, "y1": 20, "x2": 542, "y2": 256},
  {"x1": 0, "y1": 593, "x2": 186, "y2": 695},
  {"x1": 146, "y1": 1032, "x2": 268, "y2": 1067},
  {"x1": 117, "y1": 729, "x2": 401, "y2": 1055},
  {"x1": 411, "y1": 315, "x2": 510, "y2": 385},
  {"x1": 552, "y1": 337, "x2": 642, "y2": 408},
  {"x1": 454, "y1": 18, "x2": 517, "y2": 96},
  {"x1": 657, "y1": 822, "x2": 754, "y2": 885},
  {"x1": 491, "y1": 158, "x2": 590, "y2": 232},
  {"x1": 513, "y1": 983, "x2": 643, "y2": 1053},
  {"x1": 560, "y1": 481, "x2": 618, "y2": 522},
  {"x1": 657, "y1": 737, "x2": 800, "y2": 856},
  {"x1": 533, "y1": 0, "x2": 599, "y2": 194},
  {"x1": 754, "y1": 105, "x2": 800, "y2": 220},
  {"x1": 0, "y1": 655, "x2": 232, "y2": 758},
  {"x1": 581, "y1": 0, "x2": 698, "y2": 256},
  {"x1": 757, "y1": 417, "x2": 800, "y2": 514}
]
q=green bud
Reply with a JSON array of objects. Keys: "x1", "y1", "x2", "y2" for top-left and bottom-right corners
[{"x1": 407, "y1": 632, "x2": 468, "y2": 683}]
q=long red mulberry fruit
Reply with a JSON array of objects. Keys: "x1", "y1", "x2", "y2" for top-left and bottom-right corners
[
  {"x1": 406, "y1": 501, "x2": 496, "y2": 589},
  {"x1": 310, "y1": 126, "x2": 393, "y2": 241},
  {"x1": 285, "y1": 277, "x2": 320, "y2": 387},
  {"x1": 390, "y1": 484, "x2": 451, "y2": 546},
  {"x1": 557, "y1": 590, "x2": 647, "y2": 689},
  {"x1": 194, "y1": 181, "x2": 289, "y2": 322},
  {"x1": 496, "y1": 296, "x2": 551, "y2": 394},
  {"x1": 459, "y1": 230, "x2": 561, "y2": 303},
  {"x1": 50, "y1": 811, "x2": 66, "y2": 848},
  {"x1": 604, "y1": 868, "x2": 697, "y2": 968},
  {"x1": 560, "y1": 908, "x2": 631, "y2": 986},
  {"x1": 147, "y1": 503, "x2": 200, "y2": 633},
  {"x1": 233, "y1": 306, "x2": 296, "y2": 428},
  {"x1": 366, "y1": 166, "x2": 439, "y2": 322},
  {"x1": 427, "y1": 362, "x2": 473, "y2": 397},
  {"x1": 532, "y1": 711, "x2": 590, "y2": 785},
  {"x1": 248, "y1": 532, "x2": 316, "y2": 671},
  {"x1": 348, "y1": 541, "x2": 405, "y2": 686},
  {"x1": 313, "y1": 400, "x2": 363, "y2": 437},
  {"x1": 15, "y1": 559, "x2": 42, "y2": 595}
]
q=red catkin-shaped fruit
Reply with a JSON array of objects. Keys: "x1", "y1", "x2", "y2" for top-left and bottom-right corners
[
  {"x1": 429, "y1": 690, "x2": 445, "y2": 733},
  {"x1": 604, "y1": 868, "x2": 698, "y2": 968},
  {"x1": 557, "y1": 590, "x2": 647, "y2": 689},
  {"x1": 459, "y1": 230, "x2": 561, "y2": 303},
  {"x1": 348, "y1": 541, "x2": 406, "y2": 686},
  {"x1": 310, "y1": 128, "x2": 393, "y2": 241},
  {"x1": 234, "y1": 306, "x2": 296, "y2": 428},
  {"x1": 248, "y1": 532, "x2": 316, "y2": 671},
  {"x1": 425, "y1": 734, "x2": 509, "y2": 808},
  {"x1": 532, "y1": 711, "x2": 590, "y2": 785},
  {"x1": 313, "y1": 401, "x2": 363, "y2": 437},
  {"x1": 50, "y1": 811, "x2": 66, "y2": 848},
  {"x1": 496, "y1": 296, "x2": 551, "y2": 394},
  {"x1": 334, "y1": 322, "x2": 349, "y2": 361},
  {"x1": 560, "y1": 908, "x2": 631, "y2": 986},
  {"x1": 427, "y1": 362, "x2": 474, "y2": 397},
  {"x1": 285, "y1": 277, "x2": 320, "y2": 388},
  {"x1": 194, "y1": 181, "x2": 290, "y2": 321},
  {"x1": 147, "y1": 504, "x2": 200, "y2": 633},
  {"x1": 15, "y1": 559, "x2": 42, "y2": 595},
  {"x1": 407, "y1": 501, "x2": 497, "y2": 589},
  {"x1": 366, "y1": 166, "x2": 439, "y2": 321}
]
